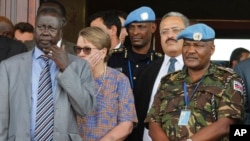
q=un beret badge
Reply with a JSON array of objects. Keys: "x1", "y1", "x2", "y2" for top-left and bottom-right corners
[
  {"x1": 193, "y1": 32, "x2": 202, "y2": 41},
  {"x1": 140, "y1": 12, "x2": 149, "y2": 20}
]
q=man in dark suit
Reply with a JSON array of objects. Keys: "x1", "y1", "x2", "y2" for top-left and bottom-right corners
[
  {"x1": 88, "y1": 10, "x2": 123, "y2": 50},
  {"x1": 234, "y1": 57, "x2": 250, "y2": 125},
  {"x1": 0, "y1": 16, "x2": 14, "y2": 38},
  {"x1": 0, "y1": 16, "x2": 28, "y2": 61},
  {"x1": 0, "y1": 35, "x2": 27, "y2": 61},
  {"x1": 132, "y1": 12, "x2": 189, "y2": 141}
]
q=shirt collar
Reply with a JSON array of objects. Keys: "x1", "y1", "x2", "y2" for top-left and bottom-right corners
[
  {"x1": 178, "y1": 62, "x2": 216, "y2": 81},
  {"x1": 34, "y1": 38, "x2": 62, "y2": 59},
  {"x1": 114, "y1": 42, "x2": 122, "y2": 49},
  {"x1": 57, "y1": 39, "x2": 62, "y2": 47},
  {"x1": 164, "y1": 54, "x2": 183, "y2": 65}
]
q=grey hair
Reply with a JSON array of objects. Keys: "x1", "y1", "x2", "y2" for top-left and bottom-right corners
[{"x1": 160, "y1": 11, "x2": 190, "y2": 27}]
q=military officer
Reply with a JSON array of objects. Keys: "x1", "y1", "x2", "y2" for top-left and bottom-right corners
[
  {"x1": 108, "y1": 6, "x2": 162, "y2": 89},
  {"x1": 145, "y1": 23, "x2": 244, "y2": 141}
]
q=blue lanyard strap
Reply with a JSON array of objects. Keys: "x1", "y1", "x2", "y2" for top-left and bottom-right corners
[
  {"x1": 127, "y1": 60, "x2": 134, "y2": 89},
  {"x1": 183, "y1": 77, "x2": 204, "y2": 107},
  {"x1": 183, "y1": 82, "x2": 188, "y2": 107}
]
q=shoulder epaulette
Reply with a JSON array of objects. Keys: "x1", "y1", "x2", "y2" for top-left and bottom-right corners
[
  {"x1": 155, "y1": 52, "x2": 163, "y2": 58},
  {"x1": 161, "y1": 70, "x2": 181, "y2": 82},
  {"x1": 109, "y1": 47, "x2": 126, "y2": 56},
  {"x1": 149, "y1": 52, "x2": 163, "y2": 61},
  {"x1": 217, "y1": 66, "x2": 235, "y2": 74}
]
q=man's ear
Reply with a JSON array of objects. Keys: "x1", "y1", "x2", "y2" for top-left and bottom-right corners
[
  {"x1": 210, "y1": 44, "x2": 215, "y2": 56},
  {"x1": 232, "y1": 60, "x2": 238, "y2": 68},
  {"x1": 151, "y1": 22, "x2": 157, "y2": 33},
  {"x1": 110, "y1": 25, "x2": 117, "y2": 36},
  {"x1": 60, "y1": 30, "x2": 63, "y2": 39},
  {"x1": 62, "y1": 18, "x2": 67, "y2": 27}
]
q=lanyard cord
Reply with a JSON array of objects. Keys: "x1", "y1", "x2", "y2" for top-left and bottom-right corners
[
  {"x1": 127, "y1": 60, "x2": 134, "y2": 89},
  {"x1": 183, "y1": 77, "x2": 204, "y2": 107}
]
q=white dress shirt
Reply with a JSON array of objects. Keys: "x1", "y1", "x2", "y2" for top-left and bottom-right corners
[{"x1": 114, "y1": 42, "x2": 122, "y2": 49}]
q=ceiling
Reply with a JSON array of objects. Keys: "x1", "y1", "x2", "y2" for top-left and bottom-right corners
[
  {"x1": 87, "y1": 0, "x2": 250, "y2": 20},
  {"x1": 86, "y1": 0, "x2": 250, "y2": 38}
]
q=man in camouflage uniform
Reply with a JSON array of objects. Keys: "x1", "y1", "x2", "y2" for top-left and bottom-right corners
[{"x1": 145, "y1": 23, "x2": 244, "y2": 141}]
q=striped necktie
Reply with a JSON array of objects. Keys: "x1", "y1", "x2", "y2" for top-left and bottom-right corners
[
  {"x1": 34, "y1": 55, "x2": 54, "y2": 141},
  {"x1": 168, "y1": 57, "x2": 177, "y2": 74}
]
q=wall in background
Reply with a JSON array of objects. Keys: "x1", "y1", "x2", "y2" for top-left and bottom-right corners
[
  {"x1": 59, "y1": 0, "x2": 86, "y2": 43},
  {"x1": 87, "y1": 0, "x2": 250, "y2": 20},
  {"x1": 0, "y1": 0, "x2": 39, "y2": 26},
  {"x1": 40, "y1": 0, "x2": 87, "y2": 43},
  {"x1": 2, "y1": 0, "x2": 250, "y2": 50}
]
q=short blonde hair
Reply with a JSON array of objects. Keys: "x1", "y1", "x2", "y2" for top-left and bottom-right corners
[{"x1": 78, "y1": 27, "x2": 111, "y2": 62}]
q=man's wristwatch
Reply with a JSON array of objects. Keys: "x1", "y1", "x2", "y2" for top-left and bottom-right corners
[{"x1": 187, "y1": 139, "x2": 192, "y2": 141}]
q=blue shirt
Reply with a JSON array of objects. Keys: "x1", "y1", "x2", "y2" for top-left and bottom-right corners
[{"x1": 30, "y1": 47, "x2": 59, "y2": 140}]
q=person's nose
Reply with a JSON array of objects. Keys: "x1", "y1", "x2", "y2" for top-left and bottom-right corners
[
  {"x1": 186, "y1": 45, "x2": 196, "y2": 53},
  {"x1": 77, "y1": 50, "x2": 87, "y2": 57},
  {"x1": 41, "y1": 28, "x2": 50, "y2": 35},
  {"x1": 130, "y1": 27, "x2": 140, "y2": 35},
  {"x1": 167, "y1": 32, "x2": 175, "y2": 39}
]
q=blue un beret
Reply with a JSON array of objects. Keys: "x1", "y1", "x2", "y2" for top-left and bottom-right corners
[
  {"x1": 177, "y1": 23, "x2": 215, "y2": 41},
  {"x1": 124, "y1": 6, "x2": 156, "y2": 27}
]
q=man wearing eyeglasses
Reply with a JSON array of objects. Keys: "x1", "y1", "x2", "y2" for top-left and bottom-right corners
[{"x1": 132, "y1": 11, "x2": 190, "y2": 141}]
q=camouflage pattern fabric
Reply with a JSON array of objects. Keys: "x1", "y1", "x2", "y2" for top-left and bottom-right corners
[{"x1": 145, "y1": 62, "x2": 244, "y2": 141}]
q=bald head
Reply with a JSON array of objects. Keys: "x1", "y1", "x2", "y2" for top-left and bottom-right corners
[{"x1": 0, "y1": 16, "x2": 14, "y2": 38}]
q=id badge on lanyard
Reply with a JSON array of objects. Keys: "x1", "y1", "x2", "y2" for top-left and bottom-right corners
[
  {"x1": 178, "y1": 109, "x2": 191, "y2": 125},
  {"x1": 178, "y1": 78, "x2": 203, "y2": 126}
]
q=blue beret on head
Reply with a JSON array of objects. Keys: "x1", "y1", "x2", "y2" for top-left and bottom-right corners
[
  {"x1": 177, "y1": 23, "x2": 215, "y2": 41},
  {"x1": 124, "y1": 6, "x2": 155, "y2": 27}
]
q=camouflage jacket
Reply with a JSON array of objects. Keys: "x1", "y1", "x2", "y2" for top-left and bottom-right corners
[{"x1": 145, "y1": 63, "x2": 244, "y2": 141}]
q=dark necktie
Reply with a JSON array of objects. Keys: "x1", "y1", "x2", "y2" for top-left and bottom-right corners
[
  {"x1": 34, "y1": 56, "x2": 54, "y2": 141},
  {"x1": 168, "y1": 57, "x2": 177, "y2": 74}
]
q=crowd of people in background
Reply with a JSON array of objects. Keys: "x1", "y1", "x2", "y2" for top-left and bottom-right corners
[{"x1": 0, "y1": 0, "x2": 249, "y2": 141}]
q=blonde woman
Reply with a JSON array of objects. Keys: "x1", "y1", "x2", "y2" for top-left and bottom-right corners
[{"x1": 76, "y1": 27, "x2": 138, "y2": 141}]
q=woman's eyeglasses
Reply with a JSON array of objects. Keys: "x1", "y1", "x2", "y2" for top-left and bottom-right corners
[{"x1": 74, "y1": 46, "x2": 98, "y2": 54}]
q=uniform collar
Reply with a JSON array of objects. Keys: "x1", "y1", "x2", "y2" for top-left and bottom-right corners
[{"x1": 178, "y1": 62, "x2": 216, "y2": 81}]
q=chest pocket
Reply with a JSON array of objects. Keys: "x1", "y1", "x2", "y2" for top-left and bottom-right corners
[{"x1": 192, "y1": 85, "x2": 224, "y2": 121}]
